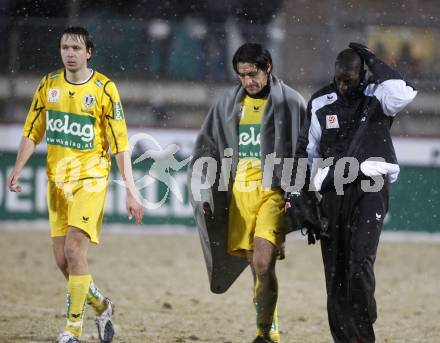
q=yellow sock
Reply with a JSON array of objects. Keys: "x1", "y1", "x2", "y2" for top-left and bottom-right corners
[
  {"x1": 254, "y1": 281, "x2": 280, "y2": 342},
  {"x1": 270, "y1": 305, "x2": 280, "y2": 342},
  {"x1": 86, "y1": 281, "x2": 107, "y2": 314},
  {"x1": 255, "y1": 308, "x2": 280, "y2": 342},
  {"x1": 65, "y1": 274, "x2": 91, "y2": 338}
]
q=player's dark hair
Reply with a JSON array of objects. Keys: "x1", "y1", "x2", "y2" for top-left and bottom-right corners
[
  {"x1": 59, "y1": 26, "x2": 94, "y2": 58},
  {"x1": 232, "y1": 43, "x2": 272, "y2": 74}
]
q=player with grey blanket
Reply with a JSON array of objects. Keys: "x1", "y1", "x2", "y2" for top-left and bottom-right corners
[{"x1": 188, "y1": 43, "x2": 306, "y2": 342}]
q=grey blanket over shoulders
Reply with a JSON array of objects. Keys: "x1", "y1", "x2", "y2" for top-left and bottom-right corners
[
  {"x1": 189, "y1": 74, "x2": 306, "y2": 197},
  {"x1": 187, "y1": 74, "x2": 306, "y2": 293}
]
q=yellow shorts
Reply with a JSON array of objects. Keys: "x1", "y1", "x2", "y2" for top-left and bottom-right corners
[
  {"x1": 227, "y1": 181, "x2": 285, "y2": 258},
  {"x1": 47, "y1": 178, "x2": 108, "y2": 244}
]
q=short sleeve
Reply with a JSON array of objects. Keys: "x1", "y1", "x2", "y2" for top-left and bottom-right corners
[
  {"x1": 23, "y1": 76, "x2": 47, "y2": 144},
  {"x1": 103, "y1": 81, "x2": 129, "y2": 154}
]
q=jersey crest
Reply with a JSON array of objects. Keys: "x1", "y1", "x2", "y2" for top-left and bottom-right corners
[{"x1": 48, "y1": 88, "x2": 60, "y2": 103}]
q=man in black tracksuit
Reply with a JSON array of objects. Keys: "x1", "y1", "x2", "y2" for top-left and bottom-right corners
[{"x1": 287, "y1": 43, "x2": 417, "y2": 343}]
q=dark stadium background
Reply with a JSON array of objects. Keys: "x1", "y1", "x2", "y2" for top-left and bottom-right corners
[{"x1": 0, "y1": 0, "x2": 439, "y2": 232}]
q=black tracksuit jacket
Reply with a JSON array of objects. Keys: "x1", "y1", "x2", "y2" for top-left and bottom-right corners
[{"x1": 294, "y1": 59, "x2": 417, "y2": 343}]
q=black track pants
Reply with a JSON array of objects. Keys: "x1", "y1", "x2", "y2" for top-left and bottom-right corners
[{"x1": 320, "y1": 183, "x2": 389, "y2": 343}]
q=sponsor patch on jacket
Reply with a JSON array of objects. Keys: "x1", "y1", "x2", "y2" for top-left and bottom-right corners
[{"x1": 326, "y1": 114, "x2": 339, "y2": 129}]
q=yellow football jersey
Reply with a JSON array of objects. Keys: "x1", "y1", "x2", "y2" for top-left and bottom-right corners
[
  {"x1": 236, "y1": 95, "x2": 267, "y2": 181},
  {"x1": 23, "y1": 69, "x2": 129, "y2": 182}
]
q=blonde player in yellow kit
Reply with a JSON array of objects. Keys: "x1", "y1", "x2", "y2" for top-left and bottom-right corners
[{"x1": 7, "y1": 27, "x2": 144, "y2": 343}]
